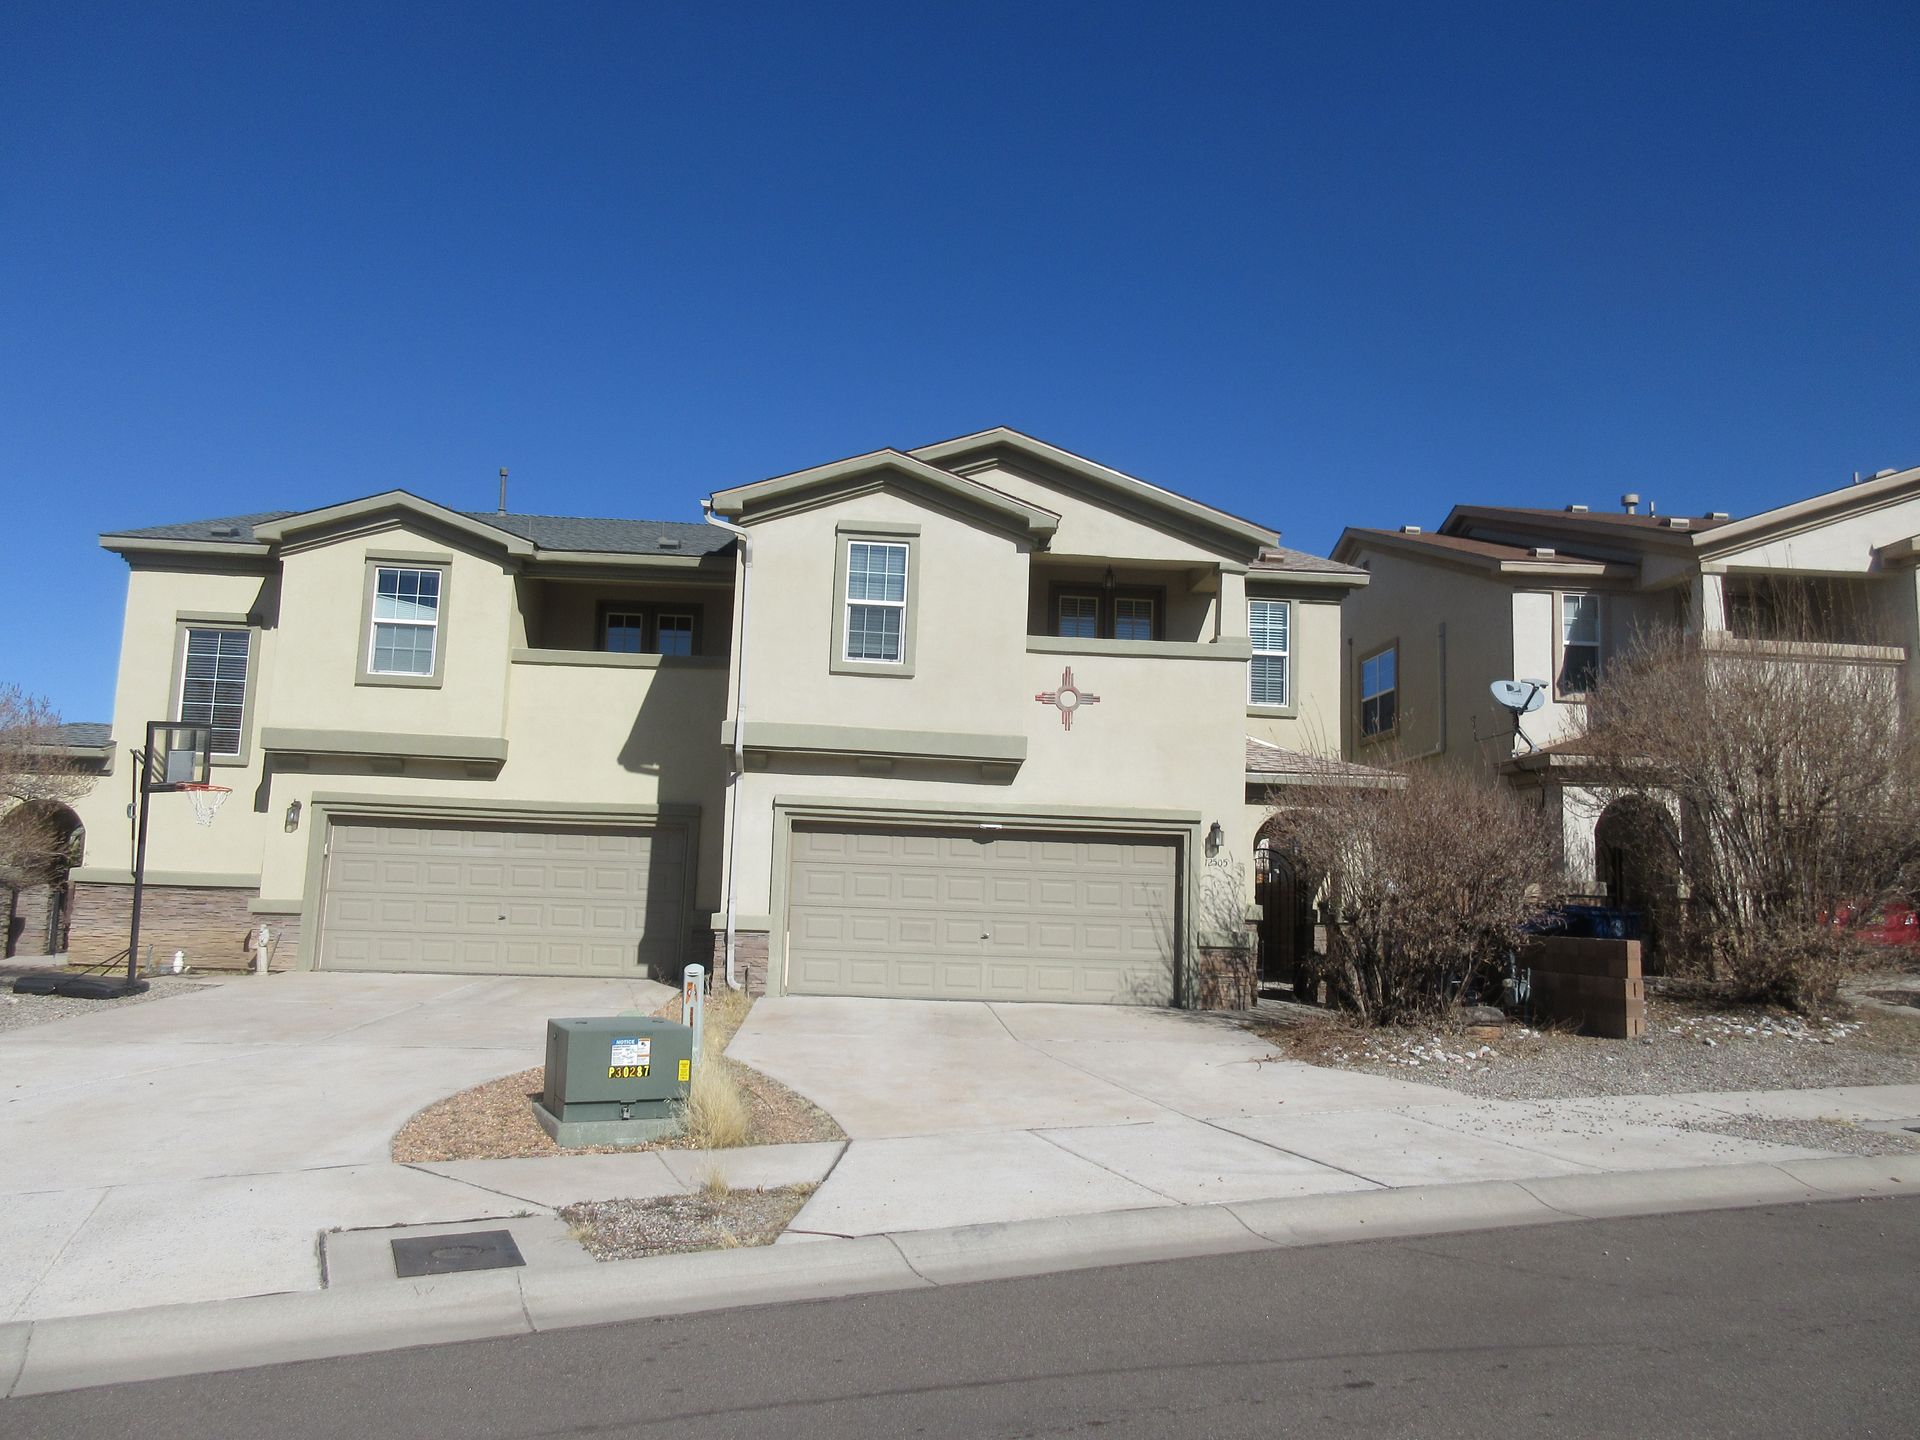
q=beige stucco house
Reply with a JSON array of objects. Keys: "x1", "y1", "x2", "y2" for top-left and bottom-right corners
[
  {"x1": 1332, "y1": 465, "x2": 1920, "y2": 898},
  {"x1": 58, "y1": 429, "x2": 1365, "y2": 1006}
]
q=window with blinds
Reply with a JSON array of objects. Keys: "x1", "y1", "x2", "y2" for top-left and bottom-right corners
[
  {"x1": 1249, "y1": 599, "x2": 1291, "y2": 707},
  {"x1": 178, "y1": 628, "x2": 250, "y2": 756}
]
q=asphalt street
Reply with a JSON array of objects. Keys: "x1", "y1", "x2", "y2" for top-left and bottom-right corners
[{"x1": 5, "y1": 1197, "x2": 1915, "y2": 1439}]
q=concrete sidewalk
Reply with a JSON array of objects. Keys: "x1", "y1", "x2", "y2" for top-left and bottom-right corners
[
  {"x1": 7, "y1": 1155, "x2": 1917, "y2": 1399},
  {"x1": 729, "y1": 997, "x2": 1920, "y2": 1238}
]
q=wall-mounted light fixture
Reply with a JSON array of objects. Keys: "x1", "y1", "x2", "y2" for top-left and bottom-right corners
[
  {"x1": 1206, "y1": 820, "x2": 1225, "y2": 854},
  {"x1": 284, "y1": 800, "x2": 302, "y2": 833}
]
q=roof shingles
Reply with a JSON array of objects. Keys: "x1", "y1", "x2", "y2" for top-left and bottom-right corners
[{"x1": 103, "y1": 509, "x2": 731, "y2": 557}]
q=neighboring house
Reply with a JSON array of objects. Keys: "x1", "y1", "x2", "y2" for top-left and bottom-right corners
[
  {"x1": 1332, "y1": 465, "x2": 1920, "y2": 898},
  {"x1": 67, "y1": 429, "x2": 1362, "y2": 1006},
  {"x1": 1, "y1": 722, "x2": 112, "y2": 959}
]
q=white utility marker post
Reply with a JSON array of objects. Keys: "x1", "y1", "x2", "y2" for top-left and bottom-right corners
[{"x1": 682, "y1": 963, "x2": 706, "y2": 1071}]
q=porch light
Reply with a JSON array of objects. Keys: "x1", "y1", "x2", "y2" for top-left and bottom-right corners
[
  {"x1": 284, "y1": 800, "x2": 302, "y2": 833},
  {"x1": 1206, "y1": 820, "x2": 1225, "y2": 853}
]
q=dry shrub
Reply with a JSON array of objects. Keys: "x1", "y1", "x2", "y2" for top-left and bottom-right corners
[
  {"x1": 1582, "y1": 596, "x2": 1920, "y2": 1010},
  {"x1": 682, "y1": 1054, "x2": 752, "y2": 1150},
  {"x1": 0, "y1": 687, "x2": 90, "y2": 888},
  {"x1": 1265, "y1": 763, "x2": 1558, "y2": 1025}
]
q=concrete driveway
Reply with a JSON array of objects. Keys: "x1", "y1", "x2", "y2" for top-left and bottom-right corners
[
  {"x1": 728, "y1": 997, "x2": 1857, "y2": 1237},
  {"x1": 1, "y1": 971, "x2": 669, "y2": 1321}
]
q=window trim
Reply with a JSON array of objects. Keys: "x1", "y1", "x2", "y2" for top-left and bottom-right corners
[
  {"x1": 830, "y1": 526, "x2": 919, "y2": 678},
  {"x1": 356, "y1": 555, "x2": 451, "y2": 689},
  {"x1": 1247, "y1": 596, "x2": 1295, "y2": 714},
  {"x1": 168, "y1": 615, "x2": 261, "y2": 767},
  {"x1": 1357, "y1": 640, "x2": 1399, "y2": 743},
  {"x1": 1043, "y1": 582, "x2": 1166, "y2": 642},
  {"x1": 1554, "y1": 590, "x2": 1603, "y2": 701}
]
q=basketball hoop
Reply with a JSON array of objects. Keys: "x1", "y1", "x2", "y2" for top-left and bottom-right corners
[{"x1": 176, "y1": 782, "x2": 231, "y2": 828}]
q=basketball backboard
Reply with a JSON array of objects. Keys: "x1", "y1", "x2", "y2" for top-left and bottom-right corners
[{"x1": 144, "y1": 722, "x2": 212, "y2": 791}]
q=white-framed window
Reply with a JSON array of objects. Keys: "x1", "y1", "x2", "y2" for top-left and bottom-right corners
[
  {"x1": 1057, "y1": 594, "x2": 1099, "y2": 639},
  {"x1": 370, "y1": 566, "x2": 441, "y2": 675},
  {"x1": 1113, "y1": 596, "x2": 1155, "y2": 642},
  {"x1": 177, "y1": 628, "x2": 250, "y2": 756},
  {"x1": 604, "y1": 611, "x2": 646, "y2": 653},
  {"x1": 1360, "y1": 645, "x2": 1397, "y2": 738},
  {"x1": 843, "y1": 541, "x2": 908, "y2": 663},
  {"x1": 1560, "y1": 593, "x2": 1601, "y2": 694},
  {"x1": 655, "y1": 612, "x2": 695, "y2": 657},
  {"x1": 1248, "y1": 598, "x2": 1291, "y2": 707}
]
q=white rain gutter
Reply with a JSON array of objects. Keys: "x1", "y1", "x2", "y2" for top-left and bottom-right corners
[{"x1": 701, "y1": 499, "x2": 750, "y2": 991}]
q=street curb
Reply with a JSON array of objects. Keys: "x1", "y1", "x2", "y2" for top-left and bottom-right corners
[{"x1": 5, "y1": 1154, "x2": 1915, "y2": 1399}]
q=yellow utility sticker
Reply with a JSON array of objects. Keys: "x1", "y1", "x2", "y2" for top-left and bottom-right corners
[
  {"x1": 677, "y1": 1059, "x2": 691, "y2": 1082},
  {"x1": 607, "y1": 1064, "x2": 650, "y2": 1079}
]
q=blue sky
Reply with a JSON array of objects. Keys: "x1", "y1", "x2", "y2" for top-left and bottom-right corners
[{"x1": 5, "y1": 2, "x2": 1916, "y2": 721}]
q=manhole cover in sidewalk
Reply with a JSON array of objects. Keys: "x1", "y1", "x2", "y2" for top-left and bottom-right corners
[{"x1": 391, "y1": 1229, "x2": 526, "y2": 1278}]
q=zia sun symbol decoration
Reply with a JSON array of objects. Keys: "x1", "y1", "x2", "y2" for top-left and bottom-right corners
[{"x1": 1036, "y1": 667, "x2": 1101, "y2": 732}]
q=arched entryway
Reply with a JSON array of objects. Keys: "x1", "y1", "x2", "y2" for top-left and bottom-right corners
[
  {"x1": 1594, "y1": 796, "x2": 1679, "y2": 972},
  {"x1": 2, "y1": 801, "x2": 84, "y2": 959},
  {"x1": 1254, "y1": 825, "x2": 1320, "y2": 997}
]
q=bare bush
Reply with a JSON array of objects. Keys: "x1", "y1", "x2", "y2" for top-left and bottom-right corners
[
  {"x1": 1264, "y1": 765, "x2": 1559, "y2": 1024},
  {"x1": 0, "y1": 686, "x2": 91, "y2": 888},
  {"x1": 1580, "y1": 601, "x2": 1920, "y2": 1010}
]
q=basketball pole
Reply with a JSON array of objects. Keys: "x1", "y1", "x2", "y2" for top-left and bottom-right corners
[{"x1": 124, "y1": 721, "x2": 158, "y2": 990}]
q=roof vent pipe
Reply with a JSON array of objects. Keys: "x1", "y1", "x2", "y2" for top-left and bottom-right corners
[
  {"x1": 1565, "y1": 504, "x2": 1589, "y2": 513},
  {"x1": 497, "y1": 467, "x2": 508, "y2": 516},
  {"x1": 1621, "y1": 493, "x2": 1640, "y2": 515}
]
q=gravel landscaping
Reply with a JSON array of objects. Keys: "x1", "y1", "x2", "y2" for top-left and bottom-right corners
[
  {"x1": 391, "y1": 993, "x2": 844, "y2": 1163},
  {"x1": 560, "y1": 1184, "x2": 816, "y2": 1260},
  {"x1": 0, "y1": 968, "x2": 218, "y2": 1035},
  {"x1": 1672, "y1": 1113, "x2": 1920, "y2": 1158},
  {"x1": 1253, "y1": 987, "x2": 1920, "y2": 1103}
]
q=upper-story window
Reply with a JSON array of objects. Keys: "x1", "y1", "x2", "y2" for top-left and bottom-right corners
[
  {"x1": 1057, "y1": 594, "x2": 1099, "y2": 639},
  {"x1": 604, "y1": 611, "x2": 646, "y2": 653},
  {"x1": 602, "y1": 608, "x2": 697, "y2": 656},
  {"x1": 1049, "y1": 588, "x2": 1162, "y2": 641},
  {"x1": 359, "y1": 558, "x2": 449, "y2": 687},
  {"x1": 1360, "y1": 645, "x2": 1397, "y2": 738},
  {"x1": 1248, "y1": 599, "x2": 1291, "y2": 708},
  {"x1": 370, "y1": 567, "x2": 441, "y2": 675},
  {"x1": 1114, "y1": 596, "x2": 1154, "y2": 641},
  {"x1": 177, "y1": 627, "x2": 251, "y2": 757},
  {"x1": 844, "y1": 541, "x2": 909, "y2": 664},
  {"x1": 656, "y1": 612, "x2": 695, "y2": 656},
  {"x1": 1560, "y1": 593, "x2": 1601, "y2": 695}
]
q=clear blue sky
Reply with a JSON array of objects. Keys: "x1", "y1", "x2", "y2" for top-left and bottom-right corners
[{"x1": 5, "y1": 1, "x2": 1916, "y2": 721}]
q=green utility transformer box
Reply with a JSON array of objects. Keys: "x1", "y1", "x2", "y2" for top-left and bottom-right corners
[{"x1": 531, "y1": 1016, "x2": 695, "y2": 1147}]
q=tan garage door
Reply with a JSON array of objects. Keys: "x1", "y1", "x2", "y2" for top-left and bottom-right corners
[
  {"x1": 786, "y1": 825, "x2": 1178, "y2": 1004},
  {"x1": 319, "y1": 819, "x2": 688, "y2": 977}
]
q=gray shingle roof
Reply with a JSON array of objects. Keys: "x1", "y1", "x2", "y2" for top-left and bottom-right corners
[
  {"x1": 103, "y1": 508, "x2": 732, "y2": 557},
  {"x1": 104, "y1": 512, "x2": 297, "y2": 544},
  {"x1": 459, "y1": 513, "x2": 731, "y2": 556},
  {"x1": 48, "y1": 722, "x2": 111, "y2": 749},
  {"x1": 1245, "y1": 737, "x2": 1396, "y2": 778},
  {"x1": 1248, "y1": 545, "x2": 1365, "y2": 575}
]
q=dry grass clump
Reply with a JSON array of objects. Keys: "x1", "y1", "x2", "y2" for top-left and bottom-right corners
[{"x1": 681, "y1": 1053, "x2": 753, "y2": 1150}]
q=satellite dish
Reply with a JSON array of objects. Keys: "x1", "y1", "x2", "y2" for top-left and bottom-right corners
[
  {"x1": 1489, "y1": 679, "x2": 1548, "y2": 754},
  {"x1": 1490, "y1": 679, "x2": 1547, "y2": 715}
]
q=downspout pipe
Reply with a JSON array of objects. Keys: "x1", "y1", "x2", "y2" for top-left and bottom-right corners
[{"x1": 702, "y1": 499, "x2": 750, "y2": 991}]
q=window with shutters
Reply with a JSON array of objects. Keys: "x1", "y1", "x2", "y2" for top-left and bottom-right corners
[{"x1": 1248, "y1": 599, "x2": 1291, "y2": 708}]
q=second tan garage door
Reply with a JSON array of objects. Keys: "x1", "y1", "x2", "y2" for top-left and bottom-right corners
[
  {"x1": 786, "y1": 825, "x2": 1178, "y2": 1004},
  {"x1": 319, "y1": 819, "x2": 688, "y2": 977}
]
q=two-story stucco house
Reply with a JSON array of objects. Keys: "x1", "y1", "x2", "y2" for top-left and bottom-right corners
[
  {"x1": 1332, "y1": 464, "x2": 1920, "y2": 900},
  {"x1": 61, "y1": 429, "x2": 1366, "y2": 1007}
]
